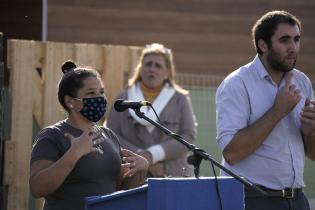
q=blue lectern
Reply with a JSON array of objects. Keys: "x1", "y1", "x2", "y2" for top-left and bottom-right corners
[{"x1": 85, "y1": 177, "x2": 244, "y2": 210}]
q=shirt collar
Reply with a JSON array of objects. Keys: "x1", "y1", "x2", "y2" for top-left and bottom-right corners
[
  {"x1": 252, "y1": 54, "x2": 270, "y2": 80},
  {"x1": 252, "y1": 54, "x2": 291, "y2": 87}
]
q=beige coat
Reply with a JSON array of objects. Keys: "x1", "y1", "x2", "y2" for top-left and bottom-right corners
[{"x1": 106, "y1": 89, "x2": 197, "y2": 177}]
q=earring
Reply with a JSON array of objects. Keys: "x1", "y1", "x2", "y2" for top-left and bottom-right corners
[{"x1": 69, "y1": 104, "x2": 73, "y2": 109}]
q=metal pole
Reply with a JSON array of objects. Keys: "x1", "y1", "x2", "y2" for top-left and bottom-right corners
[{"x1": 42, "y1": 0, "x2": 48, "y2": 41}]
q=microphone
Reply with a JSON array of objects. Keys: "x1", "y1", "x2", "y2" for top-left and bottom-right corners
[{"x1": 114, "y1": 99, "x2": 151, "y2": 112}]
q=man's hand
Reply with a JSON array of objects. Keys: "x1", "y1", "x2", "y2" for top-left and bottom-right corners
[
  {"x1": 301, "y1": 98, "x2": 315, "y2": 137},
  {"x1": 272, "y1": 72, "x2": 301, "y2": 119}
]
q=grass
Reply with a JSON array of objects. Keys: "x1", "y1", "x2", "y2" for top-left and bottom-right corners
[{"x1": 188, "y1": 88, "x2": 315, "y2": 198}]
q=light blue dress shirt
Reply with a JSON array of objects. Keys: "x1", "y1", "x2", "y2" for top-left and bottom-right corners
[{"x1": 216, "y1": 55, "x2": 313, "y2": 189}]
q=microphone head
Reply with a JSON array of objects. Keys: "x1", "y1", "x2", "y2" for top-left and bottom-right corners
[
  {"x1": 114, "y1": 99, "x2": 151, "y2": 112},
  {"x1": 114, "y1": 99, "x2": 125, "y2": 112}
]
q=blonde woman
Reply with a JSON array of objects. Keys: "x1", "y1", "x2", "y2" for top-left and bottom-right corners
[{"x1": 106, "y1": 43, "x2": 197, "y2": 177}]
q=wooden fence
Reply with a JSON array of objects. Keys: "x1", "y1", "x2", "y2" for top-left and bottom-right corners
[{"x1": 4, "y1": 39, "x2": 142, "y2": 210}]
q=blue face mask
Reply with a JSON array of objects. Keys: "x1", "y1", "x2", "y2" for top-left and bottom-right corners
[{"x1": 76, "y1": 96, "x2": 107, "y2": 122}]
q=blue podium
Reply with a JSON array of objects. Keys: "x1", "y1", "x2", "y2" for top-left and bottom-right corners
[{"x1": 85, "y1": 177, "x2": 244, "y2": 210}]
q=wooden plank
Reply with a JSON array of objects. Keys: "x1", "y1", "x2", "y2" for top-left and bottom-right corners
[
  {"x1": 48, "y1": 5, "x2": 315, "y2": 36},
  {"x1": 33, "y1": 69, "x2": 43, "y2": 126},
  {"x1": 42, "y1": 42, "x2": 75, "y2": 127},
  {"x1": 129, "y1": 46, "x2": 142, "y2": 77},
  {"x1": 74, "y1": 43, "x2": 104, "y2": 71},
  {"x1": 6, "y1": 39, "x2": 35, "y2": 210},
  {"x1": 48, "y1": 7, "x2": 258, "y2": 35},
  {"x1": 102, "y1": 45, "x2": 130, "y2": 109},
  {"x1": 46, "y1": 24, "x2": 310, "y2": 51},
  {"x1": 32, "y1": 42, "x2": 44, "y2": 126},
  {"x1": 32, "y1": 40, "x2": 46, "y2": 210}
]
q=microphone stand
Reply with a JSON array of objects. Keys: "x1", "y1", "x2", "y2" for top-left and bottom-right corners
[{"x1": 134, "y1": 108, "x2": 268, "y2": 196}]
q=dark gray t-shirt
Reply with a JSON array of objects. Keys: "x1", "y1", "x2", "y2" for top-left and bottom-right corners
[{"x1": 31, "y1": 120, "x2": 122, "y2": 210}]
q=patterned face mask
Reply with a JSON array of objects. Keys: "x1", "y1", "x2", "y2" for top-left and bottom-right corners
[{"x1": 75, "y1": 96, "x2": 107, "y2": 122}]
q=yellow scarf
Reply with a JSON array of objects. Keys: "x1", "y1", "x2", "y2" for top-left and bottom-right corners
[{"x1": 140, "y1": 82, "x2": 163, "y2": 103}]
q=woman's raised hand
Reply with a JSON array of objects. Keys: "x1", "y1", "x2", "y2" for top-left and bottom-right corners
[
  {"x1": 64, "y1": 126, "x2": 105, "y2": 158},
  {"x1": 120, "y1": 149, "x2": 149, "y2": 178}
]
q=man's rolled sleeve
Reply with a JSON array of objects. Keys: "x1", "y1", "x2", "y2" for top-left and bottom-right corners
[{"x1": 216, "y1": 75, "x2": 250, "y2": 151}]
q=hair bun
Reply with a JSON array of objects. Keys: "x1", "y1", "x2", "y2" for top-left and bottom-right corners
[{"x1": 61, "y1": 60, "x2": 77, "y2": 74}]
